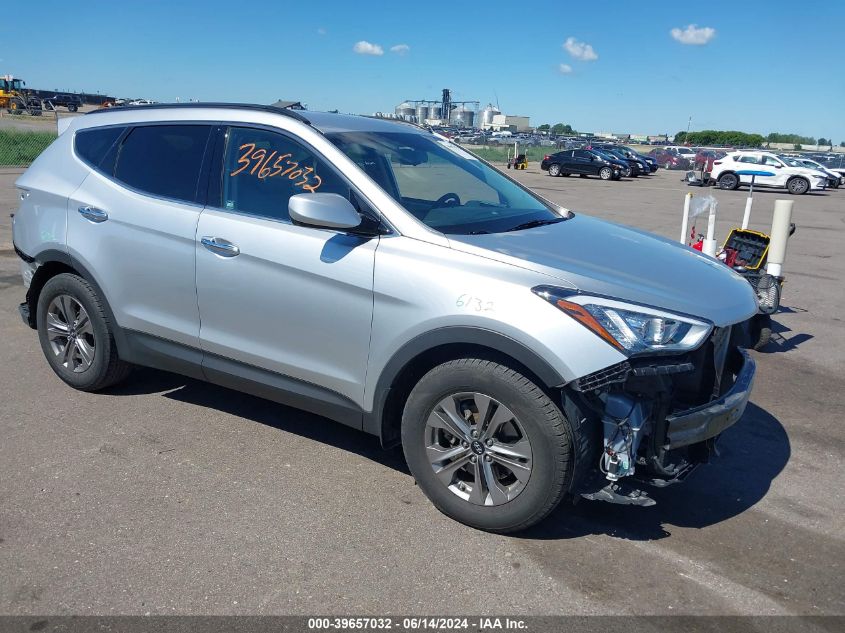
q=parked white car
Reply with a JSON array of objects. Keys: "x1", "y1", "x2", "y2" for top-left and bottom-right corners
[
  {"x1": 127, "y1": 99, "x2": 155, "y2": 106},
  {"x1": 792, "y1": 157, "x2": 843, "y2": 188},
  {"x1": 710, "y1": 151, "x2": 828, "y2": 195}
]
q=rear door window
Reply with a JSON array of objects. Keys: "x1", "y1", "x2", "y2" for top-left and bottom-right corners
[{"x1": 114, "y1": 124, "x2": 212, "y2": 203}]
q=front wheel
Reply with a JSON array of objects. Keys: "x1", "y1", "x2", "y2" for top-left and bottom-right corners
[
  {"x1": 68, "y1": 104, "x2": 78, "y2": 112},
  {"x1": 36, "y1": 273, "x2": 132, "y2": 391},
  {"x1": 786, "y1": 177, "x2": 809, "y2": 195},
  {"x1": 599, "y1": 166, "x2": 613, "y2": 180},
  {"x1": 548, "y1": 163, "x2": 561, "y2": 177},
  {"x1": 621, "y1": 166, "x2": 632, "y2": 178},
  {"x1": 401, "y1": 359, "x2": 574, "y2": 533},
  {"x1": 664, "y1": 161, "x2": 672, "y2": 170}
]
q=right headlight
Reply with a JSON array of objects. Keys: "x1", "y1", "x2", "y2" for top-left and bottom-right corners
[{"x1": 533, "y1": 286, "x2": 713, "y2": 356}]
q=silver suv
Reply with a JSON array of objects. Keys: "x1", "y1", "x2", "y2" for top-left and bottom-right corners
[{"x1": 12, "y1": 104, "x2": 758, "y2": 532}]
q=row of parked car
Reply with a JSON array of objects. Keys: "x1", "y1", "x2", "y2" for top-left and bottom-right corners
[{"x1": 540, "y1": 144, "x2": 659, "y2": 181}]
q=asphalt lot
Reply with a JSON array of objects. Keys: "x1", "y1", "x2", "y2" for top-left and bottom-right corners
[{"x1": 0, "y1": 166, "x2": 843, "y2": 616}]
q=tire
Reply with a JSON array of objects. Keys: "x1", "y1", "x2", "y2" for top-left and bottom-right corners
[
  {"x1": 401, "y1": 358, "x2": 574, "y2": 533},
  {"x1": 36, "y1": 273, "x2": 132, "y2": 391},
  {"x1": 749, "y1": 314, "x2": 772, "y2": 351},
  {"x1": 68, "y1": 104, "x2": 78, "y2": 112},
  {"x1": 599, "y1": 166, "x2": 613, "y2": 180},
  {"x1": 548, "y1": 163, "x2": 561, "y2": 177},
  {"x1": 579, "y1": 174, "x2": 588, "y2": 178},
  {"x1": 622, "y1": 166, "x2": 632, "y2": 178},
  {"x1": 718, "y1": 172, "x2": 740, "y2": 190},
  {"x1": 560, "y1": 172, "x2": 570, "y2": 177},
  {"x1": 786, "y1": 177, "x2": 809, "y2": 195},
  {"x1": 664, "y1": 161, "x2": 672, "y2": 170}
]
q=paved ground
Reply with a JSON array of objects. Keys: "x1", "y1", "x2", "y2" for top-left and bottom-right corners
[{"x1": 0, "y1": 167, "x2": 843, "y2": 616}]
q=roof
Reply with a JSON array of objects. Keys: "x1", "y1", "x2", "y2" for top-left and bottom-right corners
[{"x1": 81, "y1": 102, "x2": 422, "y2": 135}]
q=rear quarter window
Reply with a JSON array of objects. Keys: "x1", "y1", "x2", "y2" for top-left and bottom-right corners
[
  {"x1": 75, "y1": 126, "x2": 125, "y2": 171},
  {"x1": 114, "y1": 124, "x2": 212, "y2": 203}
]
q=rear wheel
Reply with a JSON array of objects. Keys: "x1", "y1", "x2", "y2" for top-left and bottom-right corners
[
  {"x1": 548, "y1": 163, "x2": 561, "y2": 177},
  {"x1": 664, "y1": 161, "x2": 672, "y2": 170},
  {"x1": 401, "y1": 359, "x2": 574, "y2": 533},
  {"x1": 68, "y1": 103, "x2": 78, "y2": 112},
  {"x1": 599, "y1": 166, "x2": 613, "y2": 180},
  {"x1": 36, "y1": 273, "x2": 131, "y2": 391},
  {"x1": 786, "y1": 177, "x2": 809, "y2": 195},
  {"x1": 718, "y1": 172, "x2": 740, "y2": 190}
]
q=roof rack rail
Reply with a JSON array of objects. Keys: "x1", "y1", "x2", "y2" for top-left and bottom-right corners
[{"x1": 85, "y1": 102, "x2": 311, "y2": 125}]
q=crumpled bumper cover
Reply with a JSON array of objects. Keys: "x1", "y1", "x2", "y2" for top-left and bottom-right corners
[{"x1": 665, "y1": 348, "x2": 756, "y2": 449}]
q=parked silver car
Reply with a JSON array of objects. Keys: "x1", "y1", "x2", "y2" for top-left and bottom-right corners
[{"x1": 12, "y1": 104, "x2": 758, "y2": 532}]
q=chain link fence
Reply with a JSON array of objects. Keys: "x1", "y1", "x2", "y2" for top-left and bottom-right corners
[
  {"x1": 0, "y1": 127, "x2": 57, "y2": 167},
  {"x1": 0, "y1": 109, "x2": 59, "y2": 168}
]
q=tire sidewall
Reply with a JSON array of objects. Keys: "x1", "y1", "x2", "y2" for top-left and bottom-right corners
[
  {"x1": 401, "y1": 361, "x2": 572, "y2": 531},
  {"x1": 600, "y1": 167, "x2": 612, "y2": 180},
  {"x1": 548, "y1": 164, "x2": 561, "y2": 176},
  {"x1": 36, "y1": 274, "x2": 112, "y2": 390}
]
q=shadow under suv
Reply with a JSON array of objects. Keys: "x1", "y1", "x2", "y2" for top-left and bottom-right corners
[{"x1": 12, "y1": 104, "x2": 758, "y2": 532}]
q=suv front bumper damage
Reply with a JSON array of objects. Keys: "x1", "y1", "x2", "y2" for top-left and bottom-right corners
[
  {"x1": 665, "y1": 349, "x2": 755, "y2": 449},
  {"x1": 569, "y1": 334, "x2": 756, "y2": 506}
]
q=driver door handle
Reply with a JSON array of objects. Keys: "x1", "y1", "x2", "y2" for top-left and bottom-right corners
[{"x1": 201, "y1": 236, "x2": 240, "y2": 257}]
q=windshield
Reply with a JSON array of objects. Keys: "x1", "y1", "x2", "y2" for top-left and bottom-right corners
[
  {"x1": 327, "y1": 130, "x2": 562, "y2": 235},
  {"x1": 677, "y1": 147, "x2": 695, "y2": 155},
  {"x1": 778, "y1": 156, "x2": 803, "y2": 167}
]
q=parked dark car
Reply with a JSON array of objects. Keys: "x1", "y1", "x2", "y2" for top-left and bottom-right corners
[
  {"x1": 45, "y1": 93, "x2": 83, "y2": 112},
  {"x1": 648, "y1": 148, "x2": 692, "y2": 170},
  {"x1": 589, "y1": 144, "x2": 649, "y2": 177},
  {"x1": 541, "y1": 149, "x2": 623, "y2": 180},
  {"x1": 614, "y1": 144, "x2": 659, "y2": 173}
]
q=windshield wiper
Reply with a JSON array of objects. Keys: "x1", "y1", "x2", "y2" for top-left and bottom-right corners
[{"x1": 505, "y1": 217, "x2": 567, "y2": 232}]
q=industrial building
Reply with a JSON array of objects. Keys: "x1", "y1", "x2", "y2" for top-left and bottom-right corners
[{"x1": 390, "y1": 90, "x2": 529, "y2": 131}]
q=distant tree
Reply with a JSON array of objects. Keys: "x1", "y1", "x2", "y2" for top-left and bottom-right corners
[
  {"x1": 674, "y1": 131, "x2": 687, "y2": 144},
  {"x1": 767, "y1": 132, "x2": 816, "y2": 145},
  {"x1": 841, "y1": 141, "x2": 845, "y2": 147},
  {"x1": 537, "y1": 124, "x2": 550, "y2": 131},
  {"x1": 552, "y1": 123, "x2": 575, "y2": 135},
  {"x1": 794, "y1": 144, "x2": 802, "y2": 151},
  {"x1": 817, "y1": 137, "x2": 830, "y2": 146}
]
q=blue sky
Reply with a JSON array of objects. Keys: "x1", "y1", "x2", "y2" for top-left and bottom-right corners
[{"x1": 5, "y1": 1, "x2": 844, "y2": 141}]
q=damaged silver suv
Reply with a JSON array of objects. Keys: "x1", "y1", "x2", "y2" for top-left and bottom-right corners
[{"x1": 12, "y1": 104, "x2": 758, "y2": 532}]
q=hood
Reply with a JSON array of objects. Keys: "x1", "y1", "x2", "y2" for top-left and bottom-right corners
[{"x1": 449, "y1": 214, "x2": 758, "y2": 326}]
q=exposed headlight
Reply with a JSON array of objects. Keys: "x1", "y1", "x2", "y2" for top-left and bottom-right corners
[{"x1": 533, "y1": 287, "x2": 712, "y2": 356}]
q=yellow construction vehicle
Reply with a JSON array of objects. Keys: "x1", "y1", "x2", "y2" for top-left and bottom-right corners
[{"x1": 0, "y1": 75, "x2": 42, "y2": 115}]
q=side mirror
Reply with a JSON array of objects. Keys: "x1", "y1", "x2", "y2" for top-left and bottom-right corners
[{"x1": 289, "y1": 193, "x2": 361, "y2": 230}]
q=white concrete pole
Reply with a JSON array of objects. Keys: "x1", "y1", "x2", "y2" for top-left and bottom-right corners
[
  {"x1": 702, "y1": 198, "x2": 718, "y2": 257},
  {"x1": 680, "y1": 192, "x2": 692, "y2": 244},
  {"x1": 767, "y1": 199, "x2": 794, "y2": 277}
]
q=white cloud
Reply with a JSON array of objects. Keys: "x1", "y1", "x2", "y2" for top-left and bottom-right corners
[
  {"x1": 670, "y1": 24, "x2": 716, "y2": 45},
  {"x1": 563, "y1": 37, "x2": 598, "y2": 61},
  {"x1": 317, "y1": 28, "x2": 326, "y2": 36},
  {"x1": 390, "y1": 44, "x2": 410, "y2": 55},
  {"x1": 558, "y1": 63, "x2": 573, "y2": 74},
  {"x1": 353, "y1": 40, "x2": 384, "y2": 56}
]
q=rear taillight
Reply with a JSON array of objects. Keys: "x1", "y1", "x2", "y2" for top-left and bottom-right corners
[{"x1": 544, "y1": 155, "x2": 550, "y2": 161}]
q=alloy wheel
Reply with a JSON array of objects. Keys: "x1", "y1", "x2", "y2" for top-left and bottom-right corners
[
  {"x1": 46, "y1": 295, "x2": 95, "y2": 373},
  {"x1": 424, "y1": 392, "x2": 533, "y2": 506}
]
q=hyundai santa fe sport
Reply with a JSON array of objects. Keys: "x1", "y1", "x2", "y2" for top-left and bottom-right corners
[{"x1": 12, "y1": 104, "x2": 759, "y2": 533}]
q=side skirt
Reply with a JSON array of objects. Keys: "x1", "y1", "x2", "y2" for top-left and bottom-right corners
[{"x1": 122, "y1": 330, "x2": 365, "y2": 431}]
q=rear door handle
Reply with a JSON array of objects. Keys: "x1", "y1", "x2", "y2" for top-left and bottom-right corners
[
  {"x1": 201, "y1": 236, "x2": 240, "y2": 257},
  {"x1": 78, "y1": 206, "x2": 108, "y2": 223}
]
